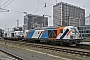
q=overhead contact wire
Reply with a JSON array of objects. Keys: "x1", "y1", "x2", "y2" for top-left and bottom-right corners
[
  {"x1": 3, "y1": 0, "x2": 14, "y2": 8},
  {"x1": 35, "y1": 0, "x2": 39, "y2": 14},
  {"x1": 0, "y1": 0, "x2": 10, "y2": 8}
]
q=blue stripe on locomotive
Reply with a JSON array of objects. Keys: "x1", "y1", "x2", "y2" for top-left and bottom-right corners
[
  {"x1": 41, "y1": 30, "x2": 48, "y2": 38},
  {"x1": 60, "y1": 29, "x2": 69, "y2": 39},
  {"x1": 28, "y1": 30, "x2": 35, "y2": 38},
  {"x1": 41, "y1": 28, "x2": 54, "y2": 39}
]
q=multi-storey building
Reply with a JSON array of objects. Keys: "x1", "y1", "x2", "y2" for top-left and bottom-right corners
[
  {"x1": 85, "y1": 15, "x2": 90, "y2": 25},
  {"x1": 53, "y1": 2, "x2": 85, "y2": 27},
  {"x1": 23, "y1": 14, "x2": 48, "y2": 30},
  {"x1": 77, "y1": 26, "x2": 90, "y2": 38}
]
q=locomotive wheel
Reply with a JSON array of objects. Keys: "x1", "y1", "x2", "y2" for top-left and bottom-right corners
[
  {"x1": 51, "y1": 41, "x2": 56, "y2": 45},
  {"x1": 60, "y1": 42, "x2": 64, "y2": 46}
]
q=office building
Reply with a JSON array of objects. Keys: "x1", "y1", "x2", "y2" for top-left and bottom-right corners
[
  {"x1": 85, "y1": 15, "x2": 90, "y2": 25},
  {"x1": 77, "y1": 26, "x2": 90, "y2": 38},
  {"x1": 23, "y1": 14, "x2": 48, "y2": 30},
  {"x1": 53, "y1": 2, "x2": 85, "y2": 26}
]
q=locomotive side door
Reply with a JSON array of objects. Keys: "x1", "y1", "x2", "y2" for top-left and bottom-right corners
[
  {"x1": 48, "y1": 30, "x2": 57, "y2": 40},
  {"x1": 11, "y1": 33, "x2": 14, "y2": 37}
]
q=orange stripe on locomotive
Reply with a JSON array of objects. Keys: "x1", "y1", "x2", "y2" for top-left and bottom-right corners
[
  {"x1": 54, "y1": 26, "x2": 66, "y2": 38},
  {"x1": 67, "y1": 30, "x2": 72, "y2": 36},
  {"x1": 41, "y1": 29, "x2": 46, "y2": 35}
]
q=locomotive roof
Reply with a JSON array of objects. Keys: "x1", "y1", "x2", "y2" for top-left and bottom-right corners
[
  {"x1": 4, "y1": 30, "x2": 23, "y2": 33},
  {"x1": 29, "y1": 26, "x2": 76, "y2": 30},
  {"x1": 29, "y1": 26, "x2": 60, "y2": 30}
]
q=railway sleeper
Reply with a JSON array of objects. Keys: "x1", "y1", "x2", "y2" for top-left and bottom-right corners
[
  {"x1": 67, "y1": 50, "x2": 75, "y2": 54},
  {"x1": 74, "y1": 51, "x2": 80, "y2": 54},
  {"x1": 42, "y1": 46, "x2": 49, "y2": 49},
  {"x1": 79, "y1": 52, "x2": 90, "y2": 57},
  {"x1": 62, "y1": 49, "x2": 68, "y2": 52},
  {"x1": 49, "y1": 47, "x2": 55, "y2": 51},
  {"x1": 55, "y1": 48, "x2": 62, "y2": 52},
  {"x1": 37, "y1": 46, "x2": 43, "y2": 48}
]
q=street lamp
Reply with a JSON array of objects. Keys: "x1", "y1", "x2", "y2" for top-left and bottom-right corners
[
  {"x1": 80, "y1": 13, "x2": 84, "y2": 39},
  {"x1": 43, "y1": 14, "x2": 51, "y2": 27},
  {"x1": 23, "y1": 12, "x2": 28, "y2": 31}
]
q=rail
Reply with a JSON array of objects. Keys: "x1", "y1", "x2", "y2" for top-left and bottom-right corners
[{"x1": 0, "y1": 49, "x2": 23, "y2": 60}]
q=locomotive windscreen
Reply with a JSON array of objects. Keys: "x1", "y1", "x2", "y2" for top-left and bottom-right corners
[{"x1": 71, "y1": 28, "x2": 78, "y2": 33}]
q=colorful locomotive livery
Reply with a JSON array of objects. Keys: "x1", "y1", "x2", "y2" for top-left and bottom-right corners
[{"x1": 25, "y1": 26, "x2": 81, "y2": 45}]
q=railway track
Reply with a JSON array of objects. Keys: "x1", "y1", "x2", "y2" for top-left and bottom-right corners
[
  {"x1": 0, "y1": 39, "x2": 90, "y2": 57},
  {"x1": 0, "y1": 49, "x2": 23, "y2": 60},
  {"x1": 19, "y1": 42, "x2": 90, "y2": 57}
]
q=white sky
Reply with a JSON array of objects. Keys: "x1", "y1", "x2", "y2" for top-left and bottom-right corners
[{"x1": 0, "y1": 0, "x2": 90, "y2": 29}]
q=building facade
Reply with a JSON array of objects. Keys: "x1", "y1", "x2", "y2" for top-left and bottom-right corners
[
  {"x1": 23, "y1": 14, "x2": 48, "y2": 30},
  {"x1": 53, "y1": 2, "x2": 85, "y2": 27},
  {"x1": 85, "y1": 15, "x2": 90, "y2": 25},
  {"x1": 77, "y1": 26, "x2": 90, "y2": 38}
]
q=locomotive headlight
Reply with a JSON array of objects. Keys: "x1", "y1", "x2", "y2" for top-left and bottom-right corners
[
  {"x1": 73, "y1": 36, "x2": 76, "y2": 38},
  {"x1": 70, "y1": 35, "x2": 73, "y2": 39}
]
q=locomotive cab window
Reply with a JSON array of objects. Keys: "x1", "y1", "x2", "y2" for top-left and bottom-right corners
[
  {"x1": 18, "y1": 32, "x2": 23, "y2": 35},
  {"x1": 71, "y1": 28, "x2": 78, "y2": 33},
  {"x1": 60, "y1": 30, "x2": 63, "y2": 33},
  {"x1": 38, "y1": 32, "x2": 39, "y2": 34}
]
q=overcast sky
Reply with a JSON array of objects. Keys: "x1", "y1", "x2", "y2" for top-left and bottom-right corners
[{"x1": 0, "y1": 0, "x2": 90, "y2": 29}]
